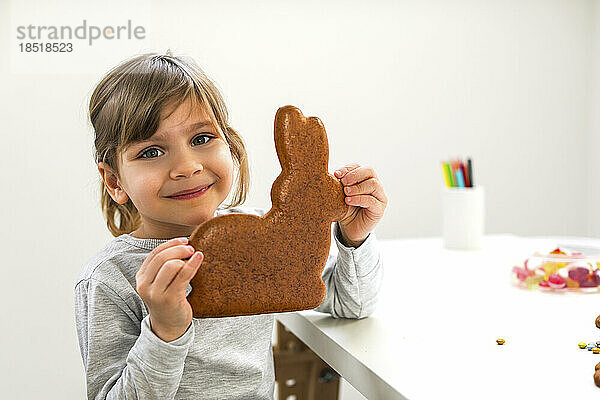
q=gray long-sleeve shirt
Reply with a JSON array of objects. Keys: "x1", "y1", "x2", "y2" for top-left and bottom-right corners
[{"x1": 74, "y1": 206, "x2": 383, "y2": 399}]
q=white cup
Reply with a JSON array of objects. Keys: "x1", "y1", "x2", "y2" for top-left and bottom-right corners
[{"x1": 442, "y1": 186, "x2": 485, "y2": 250}]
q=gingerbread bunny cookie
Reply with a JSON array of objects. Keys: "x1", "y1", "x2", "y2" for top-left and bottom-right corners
[{"x1": 187, "y1": 105, "x2": 347, "y2": 318}]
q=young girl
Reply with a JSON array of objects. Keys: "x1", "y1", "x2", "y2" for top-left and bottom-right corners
[{"x1": 75, "y1": 51, "x2": 388, "y2": 399}]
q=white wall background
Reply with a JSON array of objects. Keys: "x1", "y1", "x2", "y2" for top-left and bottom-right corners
[
  {"x1": 589, "y1": 0, "x2": 600, "y2": 239},
  {"x1": 1, "y1": 0, "x2": 599, "y2": 398}
]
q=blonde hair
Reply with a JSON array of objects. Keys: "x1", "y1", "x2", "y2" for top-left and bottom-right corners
[{"x1": 89, "y1": 51, "x2": 250, "y2": 237}]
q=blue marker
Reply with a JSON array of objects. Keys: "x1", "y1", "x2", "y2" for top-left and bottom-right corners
[{"x1": 455, "y1": 168, "x2": 465, "y2": 188}]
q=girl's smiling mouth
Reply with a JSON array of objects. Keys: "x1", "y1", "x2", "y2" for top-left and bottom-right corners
[{"x1": 167, "y1": 184, "x2": 213, "y2": 200}]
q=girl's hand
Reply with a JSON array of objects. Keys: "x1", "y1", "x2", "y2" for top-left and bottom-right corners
[
  {"x1": 334, "y1": 163, "x2": 388, "y2": 248},
  {"x1": 135, "y1": 237, "x2": 203, "y2": 342}
]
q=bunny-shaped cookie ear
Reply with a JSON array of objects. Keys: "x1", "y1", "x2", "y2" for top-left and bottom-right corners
[
  {"x1": 274, "y1": 105, "x2": 329, "y2": 173},
  {"x1": 271, "y1": 106, "x2": 347, "y2": 222}
]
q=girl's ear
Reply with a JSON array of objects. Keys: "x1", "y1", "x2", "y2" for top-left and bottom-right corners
[{"x1": 97, "y1": 162, "x2": 129, "y2": 204}]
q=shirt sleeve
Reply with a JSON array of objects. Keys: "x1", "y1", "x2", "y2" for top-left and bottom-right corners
[
  {"x1": 312, "y1": 221, "x2": 384, "y2": 319},
  {"x1": 74, "y1": 278, "x2": 194, "y2": 400}
]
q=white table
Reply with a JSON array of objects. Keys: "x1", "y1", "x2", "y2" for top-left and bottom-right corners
[{"x1": 275, "y1": 234, "x2": 600, "y2": 400}]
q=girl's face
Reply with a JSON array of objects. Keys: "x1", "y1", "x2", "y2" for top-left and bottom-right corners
[{"x1": 100, "y1": 97, "x2": 235, "y2": 239}]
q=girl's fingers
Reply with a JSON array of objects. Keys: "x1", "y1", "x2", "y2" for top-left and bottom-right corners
[
  {"x1": 335, "y1": 163, "x2": 360, "y2": 178},
  {"x1": 345, "y1": 177, "x2": 387, "y2": 204},
  {"x1": 345, "y1": 194, "x2": 378, "y2": 209},
  {"x1": 138, "y1": 244, "x2": 195, "y2": 286},
  {"x1": 345, "y1": 177, "x2": 377, "y2": 196},
  {"x1": 165, "y1": 251, "x2": 204, "y2": 294},
  {"x1": 137, "y1": 237, "x2": 187, "y2": 276},
  {"x1": 340, "y1": 166, "x2": 378, "y2": 185},
  {"x1": 153, "y1": 258, "x2": 186, "y2": 293}
]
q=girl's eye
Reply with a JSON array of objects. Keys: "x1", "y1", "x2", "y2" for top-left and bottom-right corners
[
  {"x1": 192, "y1": 134, "x2": 213, "y2": 146},
  {"x1": 138, "y1": 134, "x2": 214, "y2": 159},
  {"x1": 139, "y1": 148, "x2": 164, "y2": 159}
]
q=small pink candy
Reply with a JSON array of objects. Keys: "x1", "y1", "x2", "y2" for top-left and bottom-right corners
[
  {"x1": 548, "y1": 274, "x2": 566, "y2": 289},
  {"x1": 512, "y1": 266, "x2": 529, "y2": 281},
  {"x1": 539, "y1": 280, "x2": 551, "y2": 289}
]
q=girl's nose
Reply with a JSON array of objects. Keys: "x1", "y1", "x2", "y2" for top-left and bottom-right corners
[{"x1": 170, "y1": 152, "x2": 204, "y2": 179}]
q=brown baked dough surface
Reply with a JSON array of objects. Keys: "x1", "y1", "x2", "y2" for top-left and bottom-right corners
[{"x1": 188, "y1": 105, "x2": 347, "y2": 318}]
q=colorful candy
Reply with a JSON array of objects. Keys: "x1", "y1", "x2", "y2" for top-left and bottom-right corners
[
  {"x1": 542, "y1": 262, "x2": 562, "y2": 280},
  {"x1": 548, "y1": 274, "x2": 566, "y2": 289},
  {"x1": 538, "y1": 280, "x2": 551, "y2": 290},
  {"x1": 512, "y1": 247, "x2": 600, "y2": 292},
  {"x1": 577, "y1": 341, "x2": 600, "y2": 354},
  {"x1": 581, "y1": 280, "x2": 599, "y2": 289},
  {"x1": 496, "y1": 338, "x2": 505, "y2": 345},
  {"x1": 566, "y1": 278, "x2": 579, "y2": 288},
  {"x1": 569, "y1": 267, "x2": 590, "y2": 283},
  {"x1": 512, "y1": 265, "x2": 533, "y2": 281}
]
